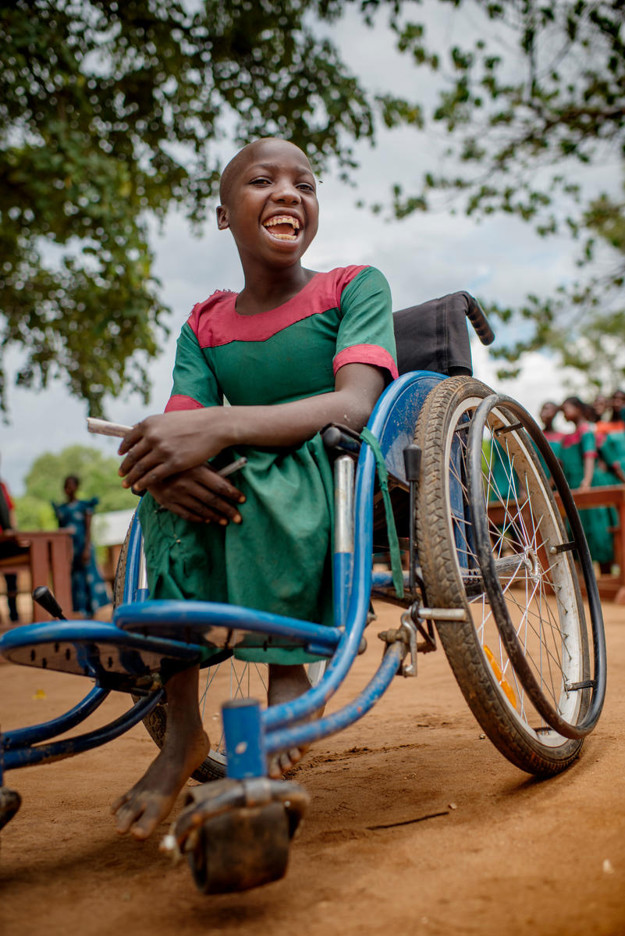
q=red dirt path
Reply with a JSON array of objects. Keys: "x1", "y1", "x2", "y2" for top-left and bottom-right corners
[{"x1": 1, "y1": 600, "x2": 625, "y2": 936}]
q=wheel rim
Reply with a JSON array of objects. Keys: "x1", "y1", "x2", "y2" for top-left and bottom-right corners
[{"x1": 442, "y1": 393, "x2": 588, "y2": 747}]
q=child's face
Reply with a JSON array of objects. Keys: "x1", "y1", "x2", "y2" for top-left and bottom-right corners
[
  {"x1": 540, "y1": 402, "x2": 558, "y2": 424},
  {"x1": 561, "y1": 401, "x2": 579, "y2": 422},
  {"x1": 217, "y1": 139, "x2": 319, "y2": 269},
  {"x1": 64, "y1": 477, "x2": 78, "y2": 498},
  {"x1": 592, "y1": 395, "x2": 607, "y2": 416}
]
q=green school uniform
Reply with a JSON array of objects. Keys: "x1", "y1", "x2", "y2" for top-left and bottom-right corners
[
  {"x1": 138, "y1": 265, "x2": 397, "y2": 662},
  {"x1": 595, "y1": 421, "x2": 625, "y2": 484},
  {"x1": 560, "y1": 423, "x2": 614, "y2": 565}
]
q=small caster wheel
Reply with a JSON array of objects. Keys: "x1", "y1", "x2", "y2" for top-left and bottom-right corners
[
  {"x1": 0, "y1": 787, "x2": 22, "y2": 831},
  {"x1": 188, "y1": 801, "x2": 290, "y2": 894}
]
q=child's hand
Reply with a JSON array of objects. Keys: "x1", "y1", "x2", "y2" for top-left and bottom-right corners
[
  {"x1": 145, "y1": 465, "x2": 245, "y2": 525},
  {"x1": 118, "y1": 410, "x2": 228, "y2": 490}
]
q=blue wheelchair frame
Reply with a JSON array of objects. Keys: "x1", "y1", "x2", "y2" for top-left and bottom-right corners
[{"x1": 0, "y1": 370, "x2": 443, "y2": 786}]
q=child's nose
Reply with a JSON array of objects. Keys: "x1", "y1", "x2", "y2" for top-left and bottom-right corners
[{"x1": 272, "y1": 182, "x2": 301, "y2": 204}]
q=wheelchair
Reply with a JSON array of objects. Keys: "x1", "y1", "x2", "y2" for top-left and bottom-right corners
[{"x1": 0, "y1": 293, "x2": 606, "y2": 894}]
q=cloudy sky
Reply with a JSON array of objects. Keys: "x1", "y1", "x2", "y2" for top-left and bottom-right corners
[{"x1": 1, "y1": 5, "x2": 601, "y2": 495}]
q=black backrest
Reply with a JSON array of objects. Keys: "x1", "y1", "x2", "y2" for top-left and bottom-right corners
[{"x1": 393, "y1": 291, "x2": 476, "y2": 377}]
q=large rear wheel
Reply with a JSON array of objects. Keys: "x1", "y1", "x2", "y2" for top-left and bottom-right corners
[{"x1": 414, "y1": 377, "x2": 604, "y2": 776}]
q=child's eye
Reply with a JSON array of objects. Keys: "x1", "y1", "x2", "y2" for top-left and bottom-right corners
[
  {"x1": 250, "y1": 178, "x2": 271, "y2": 186},
  {"x1": 298, "y1": 183, "x2": 315, "y2": 193}
]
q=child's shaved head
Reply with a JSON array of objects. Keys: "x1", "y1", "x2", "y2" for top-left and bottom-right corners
[{"x1": 219, "y1": 138, "x2": 313, "y2": 205}]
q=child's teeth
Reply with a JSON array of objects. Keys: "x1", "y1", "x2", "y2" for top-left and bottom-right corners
[
  {"x1": 265, "y1": 216, "x2": 300, "y2": 228},
  {"x1": 264, "y1": 216, "x2": 299, "y2": 240}
]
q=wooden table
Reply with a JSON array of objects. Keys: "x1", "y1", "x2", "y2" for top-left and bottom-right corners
[
  {"x1": 0, "y1": 530, "x2": 74, "y2": 622},
  {"x1": 488, "y1": 484, "x2": 625, "y2": 606},
  {"x1": 558, "y1": 485, "x2": 625, "y2": 606}
]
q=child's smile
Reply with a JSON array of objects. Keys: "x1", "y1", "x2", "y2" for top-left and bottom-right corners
[{"x1": 262, "y1": 214, "x2": 301, "y2": 242}]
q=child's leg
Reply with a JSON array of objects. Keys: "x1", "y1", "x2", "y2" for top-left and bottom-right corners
[
  {"x1": 267, "y1": 663, "x2": 312, "y2": 707},
  {"x1": 267, "y1": 664, "x2": 323, "y2": 777},
  {"x1": 111, "y1": 666, "x2": 209, "y2": 839}
]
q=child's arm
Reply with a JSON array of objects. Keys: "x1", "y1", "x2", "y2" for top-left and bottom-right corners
[
  {"x1": 577, "y1": 453, "x2": 595, "y2": 491},
  {"x1": 118, "y1": 362, "x2": 385, "y2": 492}
]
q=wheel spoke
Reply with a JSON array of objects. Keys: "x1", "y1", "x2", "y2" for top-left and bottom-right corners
[{"x1": 415, "y1": 378, "x2": 593, "y2": 773}]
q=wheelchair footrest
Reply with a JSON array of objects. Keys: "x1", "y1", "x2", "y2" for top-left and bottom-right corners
[
  {"x1": 0, "y1": 621, "x2": 204, "y2": 687},
  {"x1": 163, "y1": 777, "x2": 309, "y2": 894}
]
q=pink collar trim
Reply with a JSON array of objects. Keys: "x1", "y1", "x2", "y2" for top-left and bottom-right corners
[{"x1": 188, "y1": 266, "x2": 368, "y2": 348}]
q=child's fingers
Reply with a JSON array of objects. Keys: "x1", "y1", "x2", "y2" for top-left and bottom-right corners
[
  {"x1": 117, "y1": 425, "x2": 143, "y2": 456},
  {"x1": 147, "y1": 474, "x2": 243, "y2": 525},
  {"x1": 146, "y1": 484, "x2": 217, "y2": 523},
  {"x1": 166, "y1": 500, "x2": 230, "y2": 525},
  {"x1": 195, "y1": 466, "x2": 246, "y2": 504},
  {"x1": 121, "y1": 455, "x2": 170, "y2": 491},
  {"x1": 177, "y1": 475, "x2": 242, "y2": 523},
  {"x1": 118, "y1": 437, "x2": 154, "y2": 478},
  {"x1": 188, "y1": 485, "x2": 243, "y2": 524}
]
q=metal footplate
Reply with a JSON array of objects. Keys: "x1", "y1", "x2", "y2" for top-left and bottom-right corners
[{"x1": 161, "y1": 777, "x2": 310, "y2": 893}]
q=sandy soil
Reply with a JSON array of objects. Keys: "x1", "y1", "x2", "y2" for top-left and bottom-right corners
[{"x1": 1, "y1": 599, "x2": 625, "y2": 936}]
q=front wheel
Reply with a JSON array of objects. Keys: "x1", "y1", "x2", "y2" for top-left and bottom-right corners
[{"x1": 413, "y1": 377, "x2": 605, "y2": 777}]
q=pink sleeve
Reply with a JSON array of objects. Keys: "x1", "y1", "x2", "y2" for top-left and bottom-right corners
[
  {"x1": 333, "y1": 344, "x2": 398, "y2": 381},
  {"x1": 165, "y1": 394, "x2": 204, "y2": 412}
]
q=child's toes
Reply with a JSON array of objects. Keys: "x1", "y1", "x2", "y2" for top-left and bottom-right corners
[
  {"x1": 286, "y1": 747, "x2": 302, "y2": 766},
  {"x1": 130, "y1": 808, "x2": 161, "y2": 840},
  {"x1": 268, "y1": 748, "x2": 303, "y2": 778},
  {"x1": 114, "y1": 800, "x2": 145, "y2": 835}
]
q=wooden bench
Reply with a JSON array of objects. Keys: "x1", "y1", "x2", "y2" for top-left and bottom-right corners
[
  {"x1": 0, "y1": 530, "x2": 74, "y2": 622},
  {"x1": 488, "y1": 484, "x2": 625, "y2": 605},
  {"x1": 559, "y1": 484, "x2": 625, "y2": 606}
]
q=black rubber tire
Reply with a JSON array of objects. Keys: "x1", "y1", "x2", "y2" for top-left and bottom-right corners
[
  {"x1": 414, "y1": 376, "x2": 593, "y2": 776},
  {"x1": 114, "y1": 520, "x2": 325, "y2": 783},
  {"x1": 467, "y1": 391, "x2": 605, "y2": 739}
]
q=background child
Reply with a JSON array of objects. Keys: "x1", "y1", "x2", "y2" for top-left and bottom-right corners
[
  {"x1": 0, "y1": 459, "x2": 24, "y2": 624},
  {"x1": 561, "y1": 396, "x2": 615, "y2": 573},
  {"x1": 112, "y1": 137, "x2": 397, "y2": 840},
  {"x1": 52, "y1": 475, "x2": 110, "y2": 616}
]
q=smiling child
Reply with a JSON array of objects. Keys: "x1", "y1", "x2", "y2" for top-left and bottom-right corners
[{"x1": 112, "y1": 137, "x2": 397, "y2": 840}]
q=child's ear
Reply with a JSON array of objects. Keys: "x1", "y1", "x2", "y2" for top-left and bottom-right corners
[{"x1": 216, "y1": 205, "x2": 229, "y2": 230}]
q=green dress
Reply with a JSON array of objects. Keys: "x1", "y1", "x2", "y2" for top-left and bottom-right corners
[
  {"x1": 560, "y1": 423, "x2": 614, "y2": 565},
  {"x1": 486, "y1": 440, "x2": 520, "y2": 504},
  {"x1": 138, "y1": 265, "x2": 397, "y2": 662},
  {"x1": 595, "y1": 421, "x2": 625, "y2": 484},
  {"x1": 537, "y1": 429, "x2": 565, "y2": 481}
]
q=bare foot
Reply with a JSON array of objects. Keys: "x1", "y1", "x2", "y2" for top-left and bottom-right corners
[
  {"x1": 111, "y1": 727, "x2": 208, "y2": 839},
  {"x1": 267, "y1": 664, "x2": 324, "y2": 778},
  {"x1": 111, "y1": 667, "x2": 209, "y2": 839}
]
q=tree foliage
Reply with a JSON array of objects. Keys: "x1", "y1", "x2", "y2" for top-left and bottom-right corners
[
  {"x1": 14, "y1": 444, "x2": 136, "y2": 529},
  {"x1": 2, "y1": 0, "x2": 624, "y2": 404},
  {"x1": 388, "y1": 0, "x2": 625, "y2": 388},
  {"x1": 0, "y1": 0, "x2": 421, "y2": 416}
]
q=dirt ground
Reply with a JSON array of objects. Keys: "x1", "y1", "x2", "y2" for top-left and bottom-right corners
[{"x1": 1, "y1": 598, "x2": 625, "y2": 936}]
